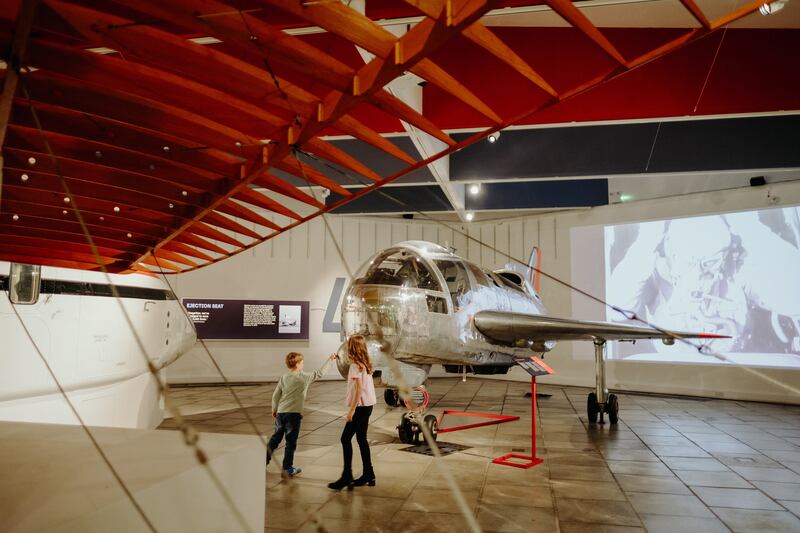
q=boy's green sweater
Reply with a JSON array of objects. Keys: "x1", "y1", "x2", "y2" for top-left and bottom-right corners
[{"x1": 272, "y1": 359, "x2": 333, "y2": 413}]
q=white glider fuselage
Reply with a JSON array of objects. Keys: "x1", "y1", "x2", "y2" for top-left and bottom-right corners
[{"x1": 0, "y1": 261, "x2": 196, "y2": 428}]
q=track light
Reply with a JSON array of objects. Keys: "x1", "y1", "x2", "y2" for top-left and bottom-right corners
[
  {"x1": 465, "y1": 212, "x2": 475, "y2": 221},
  {"x1": 469, "y1": 183, "x2": 481, "y2": 196},
  {"x1": 759, "y1": 0, "x2": 786, "y2": 15},
  {"x1": 487, "y1": 131, "x2": 501, "y2": 143}
]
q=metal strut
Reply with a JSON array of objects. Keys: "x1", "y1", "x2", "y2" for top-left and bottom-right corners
[{"x1": 594, "y1": 339, "x2": 607, "y2": 424}]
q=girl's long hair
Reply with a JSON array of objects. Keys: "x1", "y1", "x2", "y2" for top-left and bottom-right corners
[{"x1": 347, "y1": 335, "x2": 373, "y2": 374}]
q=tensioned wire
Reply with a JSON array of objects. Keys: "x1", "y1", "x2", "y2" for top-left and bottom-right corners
[
  {"x1": 11, "y1": 6, "x2": 792, "y2": 532},
  {"x1": 295, "y1": 147, "x2": 800, "y2": 400},
  {"x1": 292, "y1": 148, "x2": 484, "y2": 533},
  {"x1": 18, "y1": 76, "x2": 254, "y2": 533}
]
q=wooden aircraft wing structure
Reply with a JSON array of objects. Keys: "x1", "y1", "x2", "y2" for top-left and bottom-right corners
[{"x1": 0, "y1": 0, "x2": 776, "y2": 273}]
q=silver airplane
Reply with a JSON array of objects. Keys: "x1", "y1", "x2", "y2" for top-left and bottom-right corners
[{"x1": 334, "y1": 241, "x2": 726, "y2": 442}]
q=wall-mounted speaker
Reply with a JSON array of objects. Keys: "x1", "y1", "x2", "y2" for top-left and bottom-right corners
[{"x1": 750, "y1": 176, "x2": 766, "y2": 187}]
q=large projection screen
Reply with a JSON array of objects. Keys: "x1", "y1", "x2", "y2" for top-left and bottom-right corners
[{"x1": 572, "y1": 205, "x2": 800, "y2": 368}]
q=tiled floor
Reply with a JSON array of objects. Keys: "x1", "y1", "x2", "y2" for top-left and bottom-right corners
[{"x1": 160, "y1": 379, "x2": 800, "y2": 532}]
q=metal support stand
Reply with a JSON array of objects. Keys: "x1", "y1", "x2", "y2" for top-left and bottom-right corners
[{"x1": 492, "y1": 376, "x2": 544, "y2": 469}]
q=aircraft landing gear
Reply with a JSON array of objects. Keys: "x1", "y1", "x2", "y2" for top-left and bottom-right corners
[
  {"x1": 587, "y1": 392, "x2": 599, "y2": 424},
  {"x1": 397, "y1": 412, "x2": 439, "y2": 444},
  {"x1": 384, "y1": 388, "x2": 400, "y2": 407},
  {"x1": 396, "y1": 385, "x2": 436, "y2": 444},
  {"x1": 587, "y1": 340, "x2": 619, "y2": 425}
]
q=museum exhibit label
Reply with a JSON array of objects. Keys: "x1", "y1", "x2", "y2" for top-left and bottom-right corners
[{"x1": 183, "y1": 299, "x2": 310, "y2": 340}]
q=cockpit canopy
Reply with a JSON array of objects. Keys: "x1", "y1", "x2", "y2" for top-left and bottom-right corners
[{"x1": 356, "y1": 249, "x2": 441, "y2": 291}]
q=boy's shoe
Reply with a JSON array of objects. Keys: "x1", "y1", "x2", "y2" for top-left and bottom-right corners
[{"x1": 281, "y1": 467, "x2": 302, "y2": 478}]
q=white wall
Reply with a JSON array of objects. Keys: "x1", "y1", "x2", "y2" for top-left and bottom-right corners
[{"x1": 167, "y1": 181, "x2": 800, "y2": 404}]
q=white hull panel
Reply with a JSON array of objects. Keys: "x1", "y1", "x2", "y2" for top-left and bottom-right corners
[{"x1": 0, "y1": 372, "x2": 164, "y2": 428}]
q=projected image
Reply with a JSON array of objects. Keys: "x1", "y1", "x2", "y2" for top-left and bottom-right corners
[{"x1": 605, "y1": 205, "x2": 800, "y2": 367}]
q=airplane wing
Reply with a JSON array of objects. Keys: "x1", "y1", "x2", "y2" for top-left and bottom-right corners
[{"x1": 473, "y1": 310, "x2": 728, "y2": 345}]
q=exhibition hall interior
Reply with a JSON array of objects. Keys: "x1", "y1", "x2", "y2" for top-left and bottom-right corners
[{"x1": 1, "y1": 0, "x2": 799, "y2": 532}]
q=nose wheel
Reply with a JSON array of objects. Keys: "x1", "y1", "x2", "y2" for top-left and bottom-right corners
[
  {"x1": 384, "y1": 388, "x2": 400, "y2": 406},
  {"x1": 397, "y1": 413, "x2": 439, "y2": 444}
]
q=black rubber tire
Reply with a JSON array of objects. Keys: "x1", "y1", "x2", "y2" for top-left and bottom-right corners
[
  {"x1": 587, "y1": 392, "x2": 599, "y2": 424},
  {"x1": 606, "y1": 393, "x2": 619, "y2": 425},
  {"x1": 398, "y1": 419, "x2": 414, "y2": 444},
  {"x1": 423, "y1": 414, "x2": 439, "y2": 442},
  {"x1": 384, "y1": 388, "x2": 398, "y2": 407}
]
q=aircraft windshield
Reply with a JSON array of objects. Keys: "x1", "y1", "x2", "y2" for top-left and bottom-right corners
[
  {"x1": 358, "y1": 251, "x2": 441, "y2": 291},
  {"x1": 434, "y1": 260, "x2": 470, "y2": 311}
]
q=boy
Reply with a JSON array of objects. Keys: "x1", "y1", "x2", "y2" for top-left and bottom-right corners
[{"x1": 267, "y1": 351, "x2": 336, "y2": 477}]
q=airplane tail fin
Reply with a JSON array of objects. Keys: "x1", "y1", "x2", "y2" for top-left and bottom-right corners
[{"x1": 528, "y1": 246, "x2": 542, "y2": 293}]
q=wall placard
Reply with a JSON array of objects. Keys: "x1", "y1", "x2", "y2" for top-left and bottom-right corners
[{"x1": 183, "y1": 299, "x2": 309, "y2": 340}]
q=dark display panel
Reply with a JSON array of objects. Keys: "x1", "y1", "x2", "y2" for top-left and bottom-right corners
[{"x1": 183, "y1": 299, "x2": 309, "y2": 340}]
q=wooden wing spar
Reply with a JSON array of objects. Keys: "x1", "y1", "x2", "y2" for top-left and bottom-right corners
[{"x1": 0, "y1": 0, "x2": 776, "y2": 273}]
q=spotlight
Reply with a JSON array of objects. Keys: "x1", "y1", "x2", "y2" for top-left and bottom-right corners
[
  {"x1": 759, "y1": 0, "x2": 786, "y2": 15},
  {"x1": 465, "y1": 212, "x2": 475, "y2": 221},
  {"x1": 469, "y1": 183, "x2": 481, "y2": 196},
  {"x1": 487, "y1": 131, "x2": 501, "y2": 143}
]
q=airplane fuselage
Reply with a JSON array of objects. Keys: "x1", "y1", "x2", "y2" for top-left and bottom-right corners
[
  {"x1": 0, "y1": 261, "x2": 196, "y2": 428},
  {"x1": 339, "y1": 241, "x2": 553, "y2": 387}
]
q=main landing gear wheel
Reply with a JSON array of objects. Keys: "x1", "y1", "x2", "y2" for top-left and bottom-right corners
[
  {"x1": 605, "y1": 393, "x2": 619, "y2": 425},
  {"x1": 587, "y1": 392, "x2": 599, "y2": 424},
  {"x1": 384, "y1": 388, "x2": 399, "y2": 407}
]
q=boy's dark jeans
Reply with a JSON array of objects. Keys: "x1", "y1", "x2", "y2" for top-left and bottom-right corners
[{"x1": 268, "y1": 412, "x2": 302, "y2": 471}]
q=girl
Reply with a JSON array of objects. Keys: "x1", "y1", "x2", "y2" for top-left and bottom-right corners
[{"x1": 328, "y1": 335, "x2": 377, "y2": 491}]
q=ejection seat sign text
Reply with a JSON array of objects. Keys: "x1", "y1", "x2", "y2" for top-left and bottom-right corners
[{"x1": 183, "y1": 299, "x2": 309, "y2": 340}]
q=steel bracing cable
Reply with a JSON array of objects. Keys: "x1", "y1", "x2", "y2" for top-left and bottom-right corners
[
  {"x1": 294, "y1": 148, "x2": 800, "y2": 399},
  {"x1": 292, "y1": 152, "x2": 483, "y2": 533},
  {"x1": 6, "y1": 303, "x2": 158, "y2": 531},
  {"x1": 18, "y1": 77, "x2": 255, "y2": 533}
]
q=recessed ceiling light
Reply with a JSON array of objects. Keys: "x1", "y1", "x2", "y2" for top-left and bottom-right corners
[
  {"x1": 27, "y1": 156, "x2": 36, "y2": 165},
  {"x1": 465, "y1": 212, "x2": 475, "y2": 221},
  {"x1": 469, "y1": 183, "x2": 481, "y2": 195},
  {"x1": 12, "y1": 214, "x2": 19, "y2": 221},
  {"x1": 759, "y1": 0, "x2": 786, "y2": 15}
]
